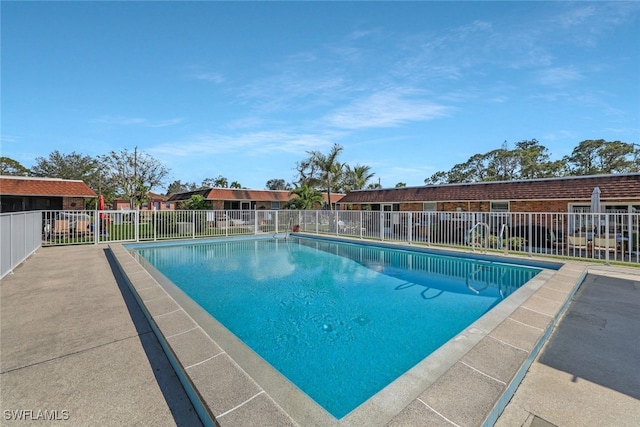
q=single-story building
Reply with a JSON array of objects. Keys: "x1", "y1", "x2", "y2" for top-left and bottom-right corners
[
  {"x1": 168, "y1": 188, "x2": 345, "y2": 211},
  {"x1": 337, "y1": 173, "x2": 640, "y2": 214},
  {"x1": 0, "y1": 176, "x2": 98, "y2": 213},
  {"x1": 113, "y1": 192, "x2": 176, "y2": 211},
  {"x1": 336, "y1": 173, "x2": 640, "y2": 244}
]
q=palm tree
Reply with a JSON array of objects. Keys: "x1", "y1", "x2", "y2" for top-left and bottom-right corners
[
  {"x1": 213, "y1": 176, "x2": 229, "y2": 188},
  {"x1": 345, "y1": 164, "x2": 375, "y2": 192},
  {"x1": 307, "y1": 143, "x2": 344, "y2": 210},
  {"x1": 285, "y1": 184, "x2": 324, "y2": 210}
]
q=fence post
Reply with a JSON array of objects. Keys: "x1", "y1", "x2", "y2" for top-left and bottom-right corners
[
  {"x1": 605, "y1": 213, "x2": 610, "y2": 265},
  {"x1": 93, "y1": 210, "x2": 99, "y2": 244},
  {"x1": 254, "y1": 208, "x2": 258, "y2": 235},
  {"x1": 528, "y1": 213, "x2": 533, "y2": 257},
  {"x1": 135, "y1": 210, "x2": 139, "y2": 242},
  {"x1": 192, "y1": 210, "x2": 196, "y2": 239}
]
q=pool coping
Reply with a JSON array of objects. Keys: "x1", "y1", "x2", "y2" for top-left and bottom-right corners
[{"x1": 108, "y1": 236, "x2": 588, "y2": 427}]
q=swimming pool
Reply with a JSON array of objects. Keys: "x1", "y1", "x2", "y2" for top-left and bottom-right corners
[{"x1": 129, "y1": 235, "x2": 551, "y2": 419}]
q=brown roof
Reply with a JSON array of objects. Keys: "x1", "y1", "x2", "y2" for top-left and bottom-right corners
[
  {"x1": 167, "y1": 189, "x2": 210, "y2": 202},
  {"x1": 169, "y1": 187, "x2": 345, "y2": 204},
  {"x1": 338, "y1": 174, "x2": 640, "y2": 204},
  {"x1": 148, "y1": 192, "x2": 169, "y2": 201},
  {"x1": 0, "y1": 176, "x2": 98, "y2": 197},
  {"x1": 207, "y1": 188, "x2": 292, "y2": 202}
]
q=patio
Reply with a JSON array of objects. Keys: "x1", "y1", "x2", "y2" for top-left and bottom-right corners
[{"x1": 2, "y1": 244, "x2": 638, "y2": 426}]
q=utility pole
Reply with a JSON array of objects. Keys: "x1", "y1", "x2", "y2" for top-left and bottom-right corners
[{"x1": 134, "y1": 146, "x2": 138, "y2": 209}]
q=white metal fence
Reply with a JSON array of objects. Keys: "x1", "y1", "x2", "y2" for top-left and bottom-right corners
[
  {"x1": 34, "y1": 209, "x2": 640, "y2": 264},
  {"x1": 1, "y1": 211, "x2": 42, "y2": 279}
]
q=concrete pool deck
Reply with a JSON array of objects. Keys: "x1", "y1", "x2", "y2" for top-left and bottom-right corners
[{"x1": 1, "y1": 243, "x2": 638, "y2": 426}]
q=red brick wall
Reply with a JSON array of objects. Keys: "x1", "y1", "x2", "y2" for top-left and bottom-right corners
[
  {"x1": 510, "y1": 200, "x2": 568, "y2": 212},
  {"x1": 62, "y1": 197, "x2": 86, "y2": 210},
  {"x1": 399, "y1": 202, "x2": 422, "y2": 211},
  {"x1": 440, "y1": 201, "x2": 491, "y2": 212}
]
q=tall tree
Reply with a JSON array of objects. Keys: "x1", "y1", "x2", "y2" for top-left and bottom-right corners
[
  {"x1": 299, "y1": 143, "x2": 344, "y2": 210},
  {"x1": 166, "y1": 180, "x2": 198, "y2": 196},
  {"x1": 212, "y1": 175, "x2": 228, "y2": 188},
  {"x1": 344, "y1": 164, "x2": 375, "y2": 192},
  {"x1": 563, "y1": 139, "x2": 603, "y2": 175},
  {"x1": 31, "y1": 150, "x2": 98, "y2": 181},
  {"x1": 265, "y1": 178, "x2": 291, "y2": 190},
  {"x1": 99, "y1": 148, "x2": 169, "y2": 208},
  {"x1": 424, "y1": 171, "x2": 448, "y2": 185},
  {"x1": 31, "y1": 150, "x2": 115, "y2": 197},
  {"x1": 513, "y1": 139, "x2": 557, "y2": 179},
  {"x1": 0, "y1": 157, "x2": 30, "y2": 176},
  {"x1": 596, "y1": 140, "x2": 638, "y2": 173},
  {"x1": 485, "y1": 146, "x2": 519, "y2": 181},
  {"x1": 230, "y1": 181, "x2": 242, "y2": 189}
]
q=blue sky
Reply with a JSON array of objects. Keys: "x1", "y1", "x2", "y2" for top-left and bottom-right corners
[{"x1": 2, "y1": 1, "x2": 639, "y2": 191}]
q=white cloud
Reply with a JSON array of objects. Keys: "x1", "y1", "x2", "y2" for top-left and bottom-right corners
[
  {"x1": 93, "y1": 115, "x2": 183, "y2": 128},
  {"x1": 149, "y1": 129, "x2": 343, "y2": 158},
  {"x1": 0, "y1": 134, "x2": 20, "y2": 144},
  {"x1": 192, "y1": 71, "x2": 225, "y2": 84},
  {"x1": 556, "y1": 5, "x2": 596, "y2": 28},
  {"x1": 324, "y1": 89, "x2": 451, "y2": 129},
  {"x1": 536, "y1": 67, "x2": 584, "y2": 86},
  {"x1": 94, "y1": 115, "x2": 146, "y2": 125},
  {"x1": 149, "y1": 118, "x2": 185, "y2": 128}
]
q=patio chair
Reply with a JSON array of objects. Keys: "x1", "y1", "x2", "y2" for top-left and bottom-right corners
[
  {"x1": 74, "y1": 219, "x2": 92, "y2": 236},
  {"x1": 52, "y1": 219, "x2": 70, "y2": 235},
  {"x1": 592, "y1": 236, "x2": 617, "y2": 252},
  {"x1": 567, "y1": 235, "x2": 588, "y2": 250}
]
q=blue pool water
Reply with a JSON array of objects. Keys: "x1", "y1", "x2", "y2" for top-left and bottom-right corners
[{"x1": 132, "y1": 236, "x2": 545, "y2": 419}]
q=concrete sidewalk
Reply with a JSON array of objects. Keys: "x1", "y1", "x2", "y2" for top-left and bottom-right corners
[
  {"x1": 495, "y1": 266, "x2": 640, "y2": 427},
  {"x1": 0, "y1": 245, "x2": 202, "y2": 426}
]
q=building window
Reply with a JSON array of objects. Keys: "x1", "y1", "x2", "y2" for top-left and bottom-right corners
[
  {"x1": 490, "y1": 201, "x2": 509, "y2": 212},
  {"x1": 165, "y1": 202, "x2": 171, "y2": 209},
  {"x1": 271, "y1": 201, "x2": 280, "y2": 210},
  {"x1": 422, "y1": 202, "x2": 437, "y2": 211}
]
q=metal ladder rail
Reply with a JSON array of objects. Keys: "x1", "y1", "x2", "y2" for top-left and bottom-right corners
[
  {"x1": 466, "y1": 222, "x2": 490, "y2": 253},
  {"x1": 498, "y1": 223, "x2": 509, "y2": 255}
]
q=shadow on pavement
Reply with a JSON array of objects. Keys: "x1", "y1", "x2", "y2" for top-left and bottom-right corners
[
  {"x1": 538, "y1": 273, "x2": 640, "y2": 400},
  {"x1": 104, "y1": 249, "x2": 204, "y2": 427}
]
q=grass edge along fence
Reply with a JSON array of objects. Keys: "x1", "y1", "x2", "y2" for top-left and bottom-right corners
[{"x1": 34, "y1": 209, "x2": 640, "y2": 265}]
